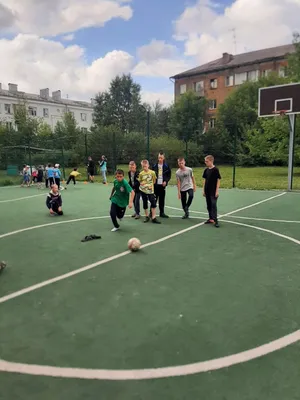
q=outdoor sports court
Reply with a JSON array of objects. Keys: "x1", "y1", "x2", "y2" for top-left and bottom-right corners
[{"x1": 0, "y1": 183, "x2": 300, "y2": 400}]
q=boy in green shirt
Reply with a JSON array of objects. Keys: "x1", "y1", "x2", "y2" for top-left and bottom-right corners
[{"x1": 109, "y1": 169, "x2": 135, "y2": 232}]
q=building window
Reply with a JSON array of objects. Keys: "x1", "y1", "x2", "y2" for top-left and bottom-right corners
[
  {"x1": 5, "y1": 104, "x2": 11, "y2": 114},
  {"x1": 235, "y1": 72, "x2": 247, "y2": 85},
  {"x1": 6, "y1": 121, "x2": 13, "y2": 130},
  {"x1": 28, "y1": 107, "x2": 37, "y2": 116},
  {"x1": 262, "y1": 69, "x2": 272, "y2": 77},
  {"x1": 210, "y1": 79, "x2": 218, "y2": 89},
  {"x1": 247, "y1": 70, "x2": 259, "y2": 81},
  {"x1": 208, "y1": 99, "x2": 217, "y2": 110},
  {"x1": 81, "y1": 113, "x2": 87, "y2": 121},
  {"x1": 225, "y1": 75, "x2": 234, "y2": 87},
  {"x1": 194, "y1": 81, "x2": 204, "y2": 93},
  {"x1": 43, "y1": 108, "x2": 49, "y2": 117},
  {"x1": 278, "y1": 66, "x2": 286, "y2": 77},
  {"x1": 209, "y1": 118, "x2": 216, "y2": 129},
  {"x1": 180, "y1": 84, "x2": 187, "y2": 94}
]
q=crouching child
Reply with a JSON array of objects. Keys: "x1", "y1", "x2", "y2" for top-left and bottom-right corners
[{"x1": 46, "y1": 184, "x2": 63, "y2": 216}]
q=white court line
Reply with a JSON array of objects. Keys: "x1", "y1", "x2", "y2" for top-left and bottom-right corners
[
  {"x1": 165, "y1": 206, "x2": 207, "y2": 215},
  {"x1": 1, "y1": 213, "x2": 300, "y2": 380},
  {"x1": 0, "y1": 193, "x2": 44, "y2": 203},
  {"x1": 226, "y1": 216, "x2": 300, "y2": 224},
  {"x1": 166, "y1": 191, "x2": 287, "y2": 217},
  {"x1": 0, "y1": 191, "x2": 286, "y2": 304}
]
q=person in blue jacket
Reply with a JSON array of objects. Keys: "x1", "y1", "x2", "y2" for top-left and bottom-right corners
[{"x1": 152, "y1": 152, "x2": 171, "y2": 218}]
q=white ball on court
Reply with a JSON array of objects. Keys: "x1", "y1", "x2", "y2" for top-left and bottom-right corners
[{"x1": 128, "y1": 238, "x2": 141, "y2": 252}]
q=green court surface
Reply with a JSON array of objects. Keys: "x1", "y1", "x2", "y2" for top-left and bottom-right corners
[{"x1": 0, "y1": 184, "x2": 300, "y2": 400}]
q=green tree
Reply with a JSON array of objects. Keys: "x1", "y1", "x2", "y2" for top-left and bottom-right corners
[
  {"x1": 170, "y1": 91, "x2": 206, "y2": 142},
  {"x1": 149, "y1": 101, "x2": 172, "y2": 136},
  {"x1": 287, "y1": 32, "x2": 300, "y2": 81},
  {"x1": 54, "y1": 112, "x2": 81, "y2": 150},
  {"x1": 93, "y1": 74, "x2": 143, "y2": 132}
]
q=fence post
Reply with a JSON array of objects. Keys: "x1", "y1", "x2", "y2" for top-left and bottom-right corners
[{"x1": 232, "y1": 126, "x2": 237, "y2": 188}]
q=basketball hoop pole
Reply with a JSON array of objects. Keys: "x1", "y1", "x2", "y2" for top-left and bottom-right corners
[{"x1": 287, "y1": 114, "x2": 296, "y2": 191}]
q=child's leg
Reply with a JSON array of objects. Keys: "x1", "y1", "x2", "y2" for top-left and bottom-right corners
[
  {"x1": 186, "y1": 188, "x2": 194, "y2": 209},
  {"x1": 149, "y1": 194, "x2": 161, "y2": 223},
  {"x1": 141, "y1": 193, "x2": 148, "y2": 215},
  {"x1": 180, "y1": 190, "x2": 187, "y2": 210},
  {"x1": 210, "y1": 196, "x2": 218, "y2": 221},
  {"x1": 66, "y1": 176, "x2": 71, "y2": 185},
  {"x1": 205, "y1": 195, "x2": 213, "y2": 220},
  {"x1": 73, "y1": 176, "x2": 76, "y2": 185},
  {"x1": 116, "y1": 206, "x2": 126, "y2": 220},
  {"x1": 134, "y1": 191, "x2": 141, "y2": 216},
  {"x1": 110, "y1": 203, "x2": 120, "y2": 228}
]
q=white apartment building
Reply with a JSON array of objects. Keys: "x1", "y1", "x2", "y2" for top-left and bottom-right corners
[{"x1": 0, "y1": 83, "x2": 93, "y2": 132}]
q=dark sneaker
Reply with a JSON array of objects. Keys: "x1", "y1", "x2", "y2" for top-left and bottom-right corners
[
  {"x1": 152, "y1": 218, "x2": 161, "y2": 224},
  {"x1": 0, "y1": 261, "x2": 7, "y2": 272},
  {"x1": 131, "y1": 213, "x2": 136, "y2": 218},
  {"x1": 144, "y1": 216, "x2": 150, "y2": 223},
  {"x1": 160, "y1": 213, "x2": 169, "y2": 218},
  {"x1": 182, "y1": 207, "x2": 189, "y2": 219},
  {"x1": 215, "y1": 221, "x2": 220, "y2": 228}
]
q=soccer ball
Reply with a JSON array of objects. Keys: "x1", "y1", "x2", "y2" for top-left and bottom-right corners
[{"x1": 128, "y1": 238, "x2": 141, "y2": 252}]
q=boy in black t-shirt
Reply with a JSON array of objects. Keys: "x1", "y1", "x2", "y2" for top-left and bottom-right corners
[{"x1": 202, "y1": 155, "x2": 221, "y2": 228}]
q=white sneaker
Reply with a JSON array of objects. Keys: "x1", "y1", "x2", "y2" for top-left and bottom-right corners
[{"x1": 111, "y1": 227, "x2": 120, "y2": 232}]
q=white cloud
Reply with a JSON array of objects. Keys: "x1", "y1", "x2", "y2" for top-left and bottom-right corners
[
  {"x1": 174, "y1": 0, "x2": 300, "y2": 64},
  {"x1": 0, "y1": 34, "x2": 134, "y2": 100},
  {"x1": 62, "y1": 33, "x2": 75, "y2": 41},
  {"x1": 0, "y1": 0, "x2": 133, "y2": 36},
  {"x1": 141, "y1": 90, "x2": 173, "y2": 106},
  {"x1": 137, "y1": 39, "x2": 178, "y2": 62},
  {"x1": 133, "y1": 39, "x2": 191, "y2": 78},
  {"x1": 133, "y1": 59, "x2": 190, "y2": 78}
]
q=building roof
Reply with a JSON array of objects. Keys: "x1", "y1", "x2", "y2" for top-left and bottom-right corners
[
  {"x1": 170, "y1": 43, "x2": 295, "y2": 79},
  {"x1": 0, "y1": 87, "x2": 93, "y2": 109}
]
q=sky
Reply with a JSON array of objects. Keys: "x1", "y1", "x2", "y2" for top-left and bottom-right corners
[{"x1": 0, "y1": 0, "x2": 298, "y2": 106}]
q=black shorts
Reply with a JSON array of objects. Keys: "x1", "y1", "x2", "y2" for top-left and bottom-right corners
[
  {"x1": 37, "y1": 177, "x2": 43, "y2": 183},
  {"x1": 88, "y1": 169, "x2": 95, "y2": 176},
  {"x1": 141, "y1": 192, "x2": 156, "y2": 209}
]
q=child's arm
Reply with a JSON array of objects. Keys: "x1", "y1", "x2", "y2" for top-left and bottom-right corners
[
  {"x1": 109, "y1": 187, "x2": 115, "y2": 200},
  {"x1": 165, "y1": 165, "x2": 171, "y2": 184},
  {"x1": 202, "y1": 179, "x2": 206, "y2": 196},
  {"x1": 216, "y1": 179, "x2": 220, "y2": 197},
  {"x1": 128, "y1": 190, "x2": 135, "y2": 208},
  {"x1": 153, "y1": 172, "x2": 157, "y2": 185},
  {"x1": 192, "y1": 175, "x2": 196, "y2": 191},
  {"x1": 46, "y1": 195, "x2": 51, "y2": 209},
  {"x1": 177, "y1": 177, "x2": 181, "y2": 199}
]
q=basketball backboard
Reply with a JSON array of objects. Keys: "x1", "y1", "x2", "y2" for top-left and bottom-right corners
[{"x1": 258, "y1": 82, "x2": 300, "y2": 117}]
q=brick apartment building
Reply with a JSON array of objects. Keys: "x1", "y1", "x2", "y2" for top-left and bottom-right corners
[{"x1": 170, "y1": 43, "x2": 295, "y2": 129}]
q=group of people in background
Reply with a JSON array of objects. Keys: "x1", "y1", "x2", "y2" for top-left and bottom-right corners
[
  {"x1": 109, "y1": 152, "x2": 221, "y2": 231},
  {"x1": 87, "y1": 155, "x2": 107, "y2": 184},
  {"x1": 21, "y1": 164, "x2": 62, "y2": 189}
]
